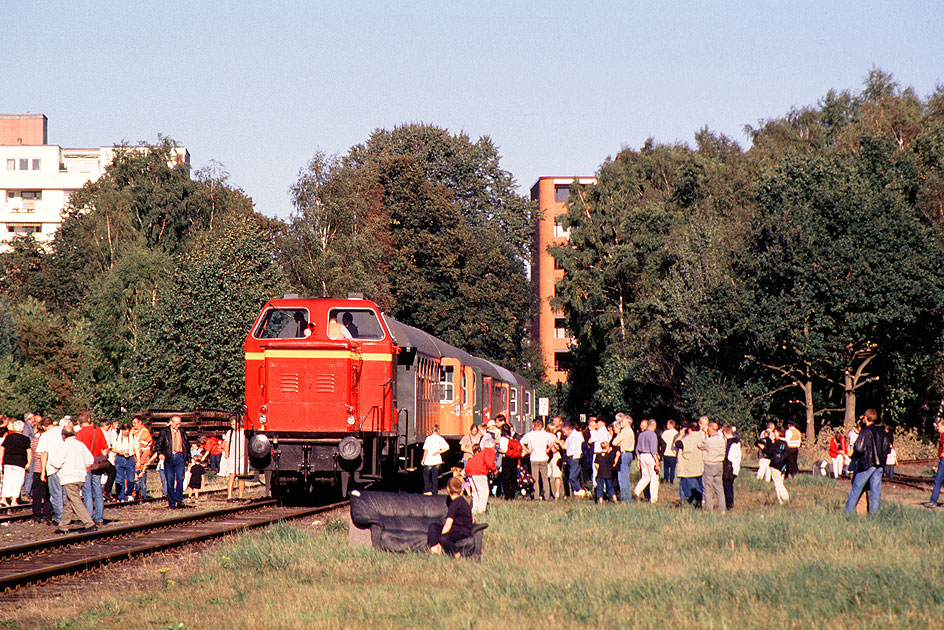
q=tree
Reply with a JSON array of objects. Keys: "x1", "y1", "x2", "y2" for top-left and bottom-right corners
[
  {"x1": 285, "y1": 124, "x2": 535, "y2": 370},
  {"x1": 134, "y1": 213, "x2": 289, "y2": 411},
  {"x1": 731, "y1": 147, "x2": 944, "y2": 439}
]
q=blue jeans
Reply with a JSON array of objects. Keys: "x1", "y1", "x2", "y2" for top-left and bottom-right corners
[
  {"x1": 663, "y1": 456, "x2": 677, "y2": 483},
  {"x1": 22, "y1": 465, "x2": 33, "y2": 496},
  {"x1": 679, "y1": 476, "x2": 703, "y2": 506},
  {"x1": 930, "y1": 459, "x2": 944, "y2": 504},
  {"x1": 167, "y1": 453, "x2": 186, "y2": 507},
  {"x1": 595, "y1": 477, "x2": 615, "y2": 500},
  {"x1": 845, "y1": 466, "x2": 883, "y2": 514},
  {"x1": 617, "y1": 453, "x2": 634, "y2": 501},
  {"x1": 47, "y1": 472, "x2": 64, "y2": 522},
  {"x1": 208, "y1": 452, "x2": 222, "y2": 473},
  {"x1": 115, "y1": 455, "x2": 136, "y2": 501},
  {"x1": 82, "y1": 471, "x2": 104, "y2": 523},
  {"x1": 567, "y1": 456, "x2": 581, "y2": 493},
  {"x1": 135, "y1": 469, "x2": 148, "y2": 500}
]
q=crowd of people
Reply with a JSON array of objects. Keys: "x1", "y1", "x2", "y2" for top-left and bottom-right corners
[
  {"x1": 0, "y1": 411, "x2": 251, "y2": 534},
  {"x1": 428, "y1": 413, "x2": 756, "y2": 513},
  {"x1": 428, "y1": 408, "x2": 920, "y2": 518}
]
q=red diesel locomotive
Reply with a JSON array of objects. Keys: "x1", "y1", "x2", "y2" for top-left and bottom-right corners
[{"x1": 243, "y1": 297, "x2": 534, "y2": 497}]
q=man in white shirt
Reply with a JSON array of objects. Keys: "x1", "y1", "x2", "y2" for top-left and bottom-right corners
[
  {"x1": 48, "y1": 421, "x2": 95, "y2": 533},
  {"x1": 421, "y1": 425, "x2": 450, "y2": 495},
  {"x1": 587, "y1": 417, "x2": 611, "y2": 492},
  {"x1": 521, "y1": 419, "x2": 556, "y2": 501},
  {"x1": 562, "y1": 423, "x2": 584, "y2": 496},
  {"x1": 661, "y1": 420, "x2": 679, "y2": 484},
  {"x1": 36, "y1": 417, "x2": 68, "y2": 523}
]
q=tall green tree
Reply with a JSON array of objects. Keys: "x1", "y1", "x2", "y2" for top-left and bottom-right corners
[
  {"x1": 284, "y1": 124, "x2": 536, "y2": 373},
  {"x1": 134, "y1": 213, "x2": 288, "y2": 411}
]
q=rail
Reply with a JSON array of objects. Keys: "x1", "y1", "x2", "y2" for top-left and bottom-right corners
[{"x1": 0, "y1": 499, "x2": 348, "y2": 591}]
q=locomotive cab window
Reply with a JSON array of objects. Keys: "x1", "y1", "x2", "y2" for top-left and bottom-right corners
[
  {"x1": 254, "y1": 308, "x2": 311, "y2": 339},
  {"x1": 326, "y1": 308, "x2": 384, "y2": 340}
]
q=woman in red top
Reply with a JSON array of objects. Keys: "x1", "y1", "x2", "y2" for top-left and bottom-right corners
[
  {"x1": 828, "y1": 430, "x2": 847, "y2": 479},
  {"x1": 464, "y1": 440, "x2": 497, "y2": 514}
]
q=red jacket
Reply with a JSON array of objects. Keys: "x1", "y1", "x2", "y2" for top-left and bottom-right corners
[
  {"x1": 465, "y1": 447, "x2": 497, "y2": 477},
  {"x1": 828, "y1": 436, "x2": 847, "y2": 458},
  {"x1": 938, "y1": 432, "x2": 944, "y2": 459}
]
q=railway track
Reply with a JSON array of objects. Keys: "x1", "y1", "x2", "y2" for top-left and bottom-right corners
[
  {"x1": 0, "y1": 499, "x2": 347, "y2": 591},
  {"x1": 0, "y1": 488, "x2": 236, "y2": 525}
]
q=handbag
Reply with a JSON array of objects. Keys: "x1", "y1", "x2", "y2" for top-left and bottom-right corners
[{"x1": 91, "y1": 428, "x2": 110, "y2": 472}]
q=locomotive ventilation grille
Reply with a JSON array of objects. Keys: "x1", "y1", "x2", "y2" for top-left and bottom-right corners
[
  {"x1": 279, "y1": 374, "x2": 299, "y2": 394},
  {"x1": 314, "y1": 374, "x2": 335, "y2": 394}
]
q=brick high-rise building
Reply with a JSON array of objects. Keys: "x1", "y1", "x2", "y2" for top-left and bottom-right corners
[{"x1": 530, "y1": 176, "x2": 596, "y2": 384}]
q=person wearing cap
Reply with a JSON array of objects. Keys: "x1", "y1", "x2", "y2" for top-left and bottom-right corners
[{"x1": 153, "y1": 415, "x2": 191, "y2": 509}]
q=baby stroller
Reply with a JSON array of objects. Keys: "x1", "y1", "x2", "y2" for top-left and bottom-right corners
[{"x1": 516, "y1": 463, "x2": 535, "y2": 500}]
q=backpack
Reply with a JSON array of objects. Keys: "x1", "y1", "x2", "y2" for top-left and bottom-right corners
[
  {"x1": 506, "y1": 438, "x2": 523, "y2": 459},
  {"x1": 769, "y1": 443, "x2": 788, "y2": 471}
]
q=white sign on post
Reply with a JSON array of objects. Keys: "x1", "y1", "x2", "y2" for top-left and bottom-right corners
[{"x1": 538, "y1": 397, "x2": 550, "y2": 418}]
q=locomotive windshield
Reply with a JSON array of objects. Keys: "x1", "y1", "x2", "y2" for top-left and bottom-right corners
[
  {"x1": 326, "y1": 308, "x2": 384, "y2": 340},
  {"x1": 254, "y1": 308, "x2": 311, "y2": 339}
]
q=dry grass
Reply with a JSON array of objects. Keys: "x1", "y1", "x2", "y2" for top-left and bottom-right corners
[{"x1": 11, "y1": 474, "x2": 944, "y2": 630}]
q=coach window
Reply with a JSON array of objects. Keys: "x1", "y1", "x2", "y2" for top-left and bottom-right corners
[
  {"x1": 509, "y1": 387, "x2": 518, "y2": 417},
  {"x1": 439, "y1": 366, "x2": 454, "y2": 403},
  {"x1": 253, "y1": 308, "x2": 311, "y2": 339},
  {"x1": 326, "y1": 308, "x2": 384, "y2": 340}
]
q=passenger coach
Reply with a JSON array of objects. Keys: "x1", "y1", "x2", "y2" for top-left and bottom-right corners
[{"x1": 243, "y1": 297, "x2": 534, "y2": 498}]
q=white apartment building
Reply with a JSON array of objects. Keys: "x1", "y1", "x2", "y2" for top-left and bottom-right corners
[{"x1": 0, "y1": 114, "x2": 188, "y2": 245}]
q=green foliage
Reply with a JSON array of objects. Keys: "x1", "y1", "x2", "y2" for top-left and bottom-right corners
[
  {"x1": 552, "y1": 70, "x2": 944, "y2": 433},
  {"x1": 285, "y1": 124, "x2": 535, "y2": 370},
  {"x1": 134, "y1": 213, "x2": 288, "y2": 411}
]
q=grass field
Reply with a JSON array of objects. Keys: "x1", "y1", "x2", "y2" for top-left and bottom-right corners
[{"x1": 47, "y1": 474, "x2": 944, "y2": 629}]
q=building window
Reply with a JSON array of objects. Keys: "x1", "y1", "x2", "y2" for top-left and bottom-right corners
[
  {"x1": 554, "y1": 317, "x2": 569, "y2": 339},
  {"x1": 554, "y1": 185, "x2": 570, "y2": 203},
  {"x1": 31, "y1": 159, "x2": 40, "y2": 171},
  {"x1": 553, "y1": 216, "x2": 570, "y2": 238},
  {"x1": 19, "y1": 159, "x2": 28, "y2": 171},
  {"x1": 554, "y1": 351, "x2": 572, "y2": 373},
  {"x1": 7, "y1": 224, "x2": 42, "y2": 234},
  {"x1": 439, "y1": 365, "x2": 454, "y2": 403},
  {"x1": 21, "y1": 190, "x2": 42, "y2": 200},
  {"x1": 6, "y1": 159, "x2": 14, "y2": 170}
]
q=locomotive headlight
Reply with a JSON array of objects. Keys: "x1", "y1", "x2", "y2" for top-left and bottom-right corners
[
  {"x1": 258, "y1": 414, "x2": 267, "y2": 426},
  {"x1": 347, "y1": 415, "x2": 356, "y2": 426},
  {"x1": 248, "y1": 434, "x2": 272, "y2": 459},
  {"x1": 338, "y1": 436, "x2": 362, "y2": 461}
]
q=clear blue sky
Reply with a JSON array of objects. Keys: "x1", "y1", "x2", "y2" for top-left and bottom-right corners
[{"x1": 4, "y1": 1, "x2": 942, "y2": 219}]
